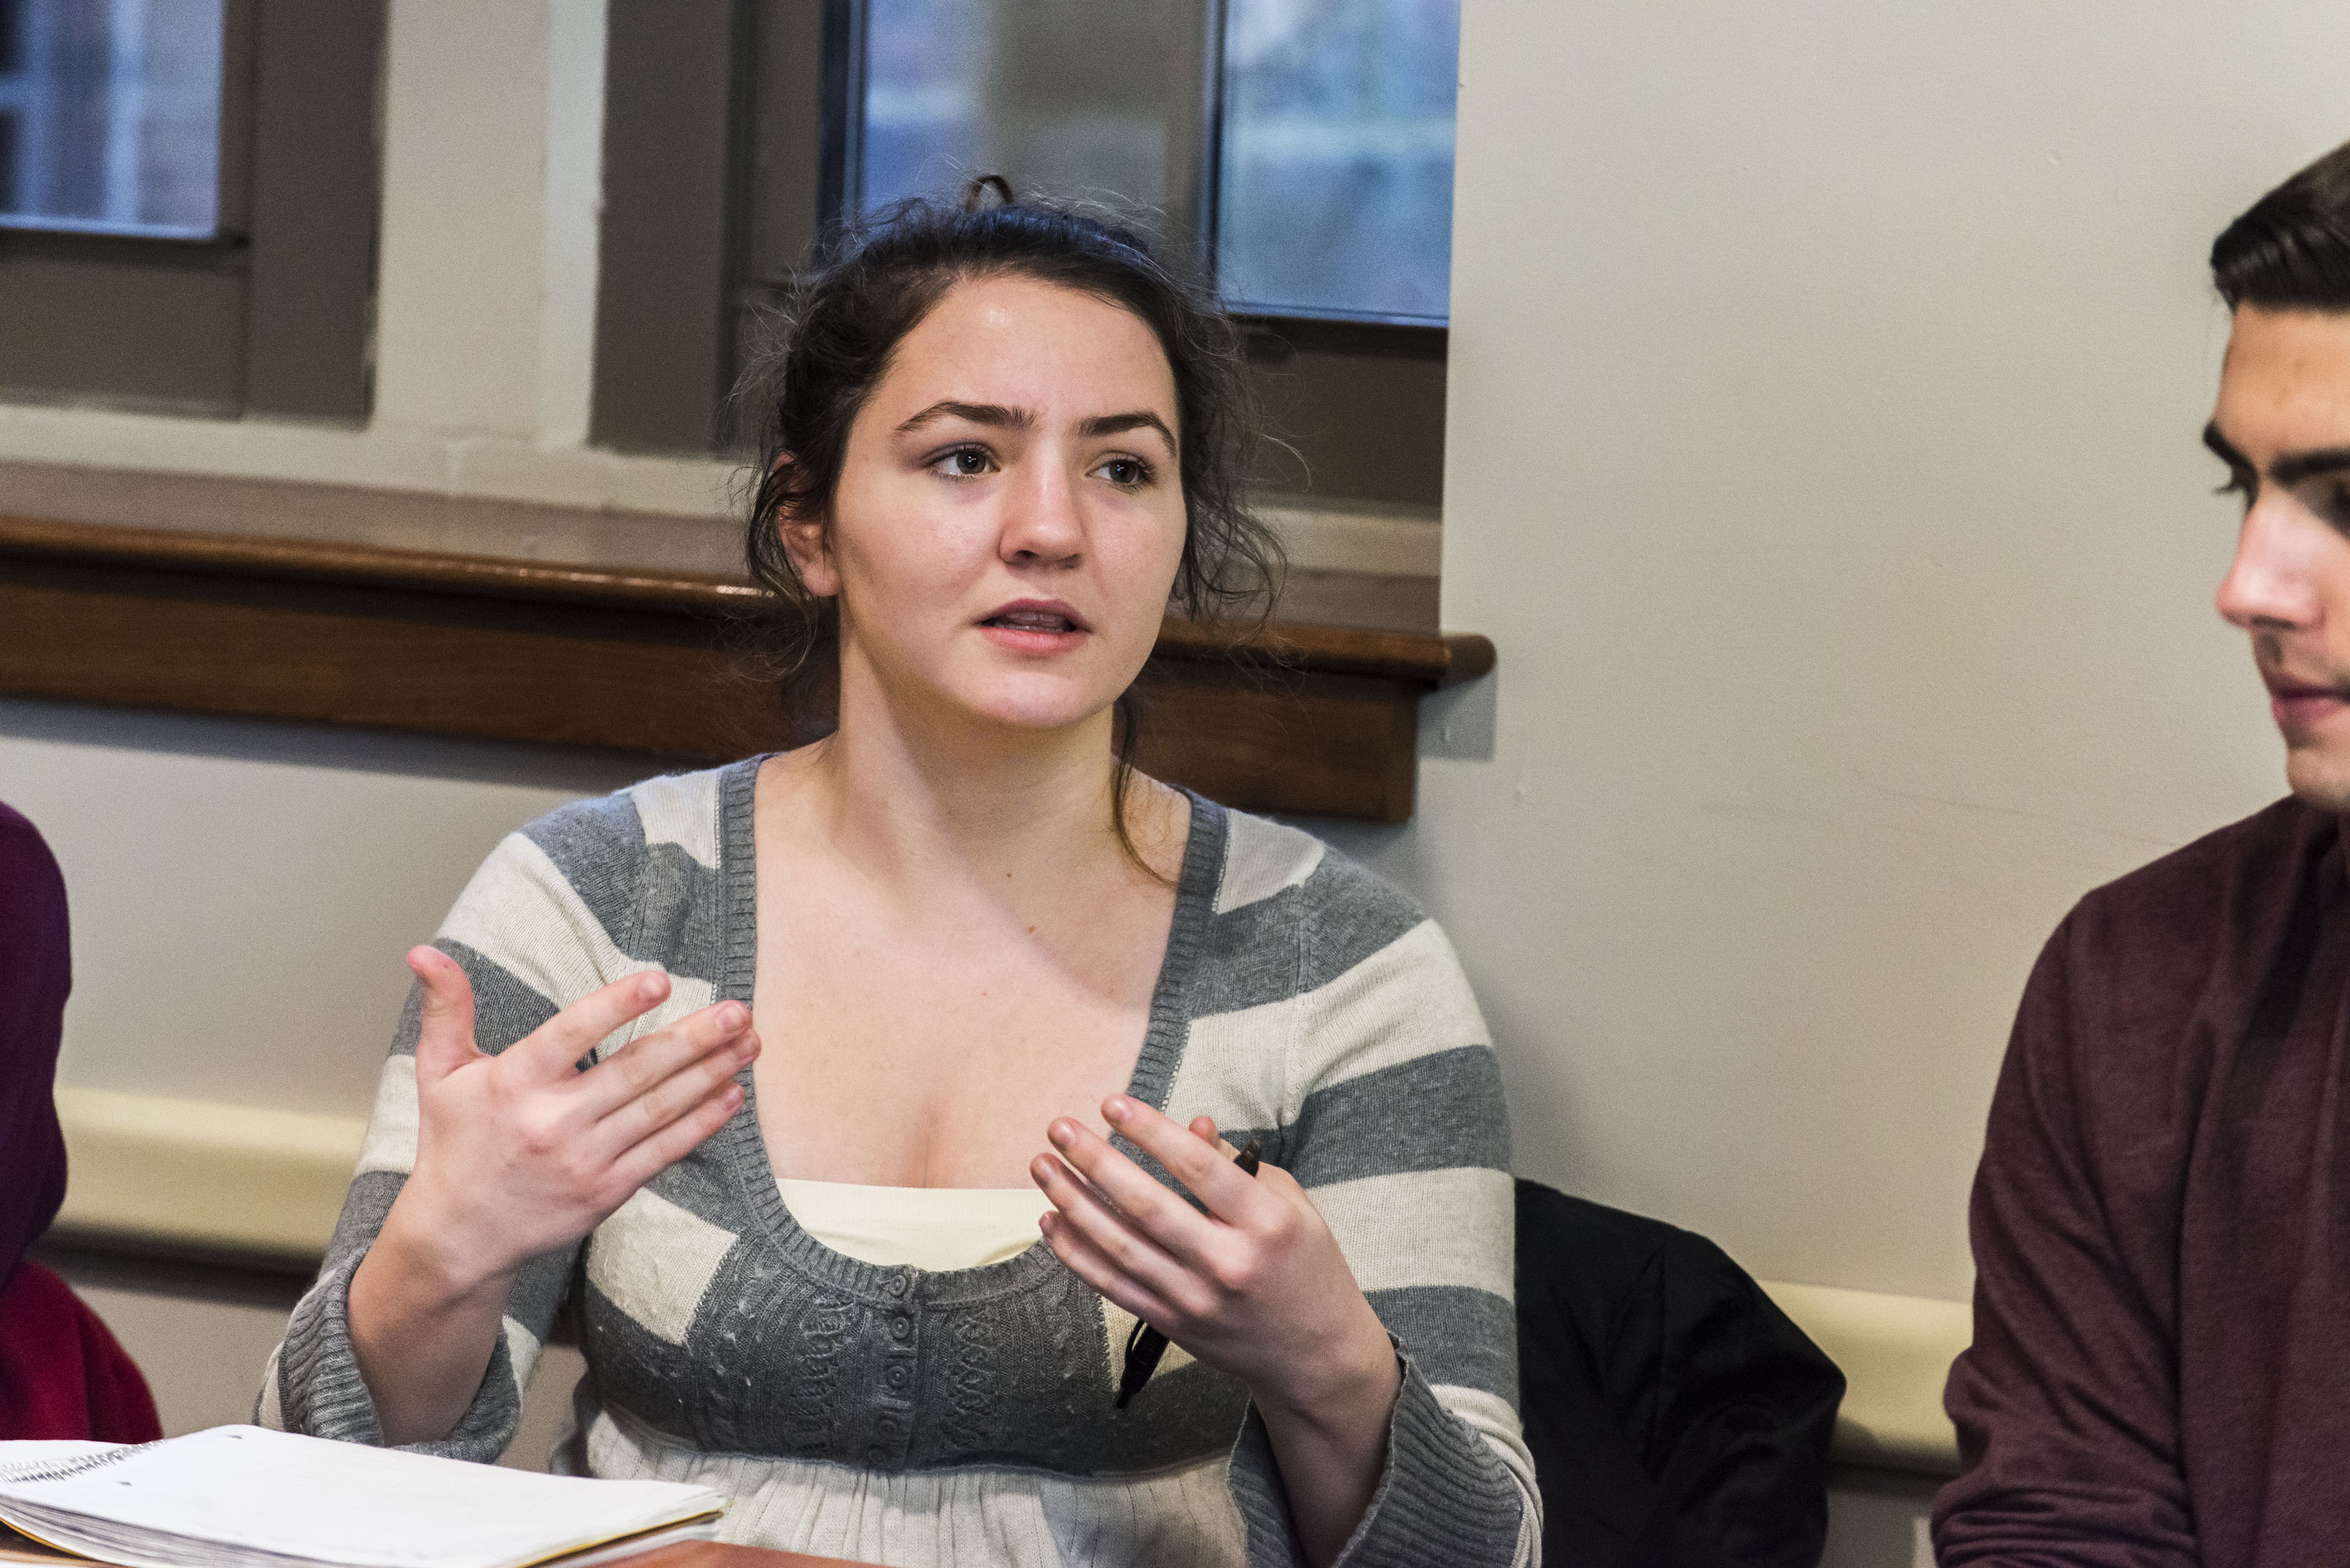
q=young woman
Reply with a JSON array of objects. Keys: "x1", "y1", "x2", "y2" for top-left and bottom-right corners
[{"x1": 262, "y1": 192, "x2": 1534, "y2": 1568}]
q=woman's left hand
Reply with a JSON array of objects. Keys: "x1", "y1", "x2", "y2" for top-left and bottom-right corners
[{"x1": 1030, "y1": 1095, "x2": 1399, "y2": 1429}]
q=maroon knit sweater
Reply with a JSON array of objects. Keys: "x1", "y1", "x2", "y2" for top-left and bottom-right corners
[{"x1": 1936, "y1": 796, "x2": 2350, "y2": 1567}]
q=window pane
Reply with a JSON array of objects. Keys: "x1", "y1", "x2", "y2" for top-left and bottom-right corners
[
  {"x1": 0, "y1": 0, "x2": 223, "y2": 238},
  {"x1": 1216, "y1": 0, "x2": 1457, "y2": 323},
  {"x1": 858, "y1": 0, "x2": 1208, "y2": 252}
]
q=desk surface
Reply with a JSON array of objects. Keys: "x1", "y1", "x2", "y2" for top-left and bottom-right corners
[{"x1": 0, "y1": 1534, "x2": 878, "y2": 1568}]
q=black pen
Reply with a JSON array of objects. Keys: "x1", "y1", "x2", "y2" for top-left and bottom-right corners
[{"x1": 1114, "y1": 1135, "x2": 1261, "y2": 1411}]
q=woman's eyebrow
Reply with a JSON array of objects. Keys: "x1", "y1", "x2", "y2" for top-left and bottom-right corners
[
  {"x1": 896, "y1": 400, "x2": 1032, "y2": 434},
  {"x1": 1078, "y1": 410, "x2": 1176, "y2": 448}
]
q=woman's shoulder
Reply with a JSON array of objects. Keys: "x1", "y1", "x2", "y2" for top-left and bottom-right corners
[
  {"x1": 510, "y1": 761, "x2": 746, "y2": 881},
  {"x1": 1206, "y1": 805, "x2": 1436, "y2": 979}
]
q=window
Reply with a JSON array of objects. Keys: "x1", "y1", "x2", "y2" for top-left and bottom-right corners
[
  {"x1": 0, "y1": 0, "x2": 226, "y2": 239},
  {"x1": 854, "y1": 0, "x2": 1212, "y2": 266},
  {"x1": 595, "y1": 0, "x2": 1448, "y2": 514},
  {"x1": 1214, "y1": 0, "x2": 1457, "y2": 324},
  {"x1": 852, "y1": 0, "x2": 1458, "y2": 325},
  {"x1": 0, "y1": 0, "x2": 383, "y2": 421}
]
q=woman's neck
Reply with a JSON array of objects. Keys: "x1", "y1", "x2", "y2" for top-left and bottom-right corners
[{"x1": 774, "y1": 668, "x2": 1180, "y2": 898}]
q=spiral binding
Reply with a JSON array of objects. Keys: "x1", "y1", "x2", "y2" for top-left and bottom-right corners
[{"x1": 0, "y1": 1441, "x2": 154, "y2": 1486}]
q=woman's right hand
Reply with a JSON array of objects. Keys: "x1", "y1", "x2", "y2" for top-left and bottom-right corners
[
  {"x1": 348, "y1": 947, "x2": 756, "y2": 1444},
  {"x1": 388, "y1": 945, "x2": 760, "y2": 1286}
]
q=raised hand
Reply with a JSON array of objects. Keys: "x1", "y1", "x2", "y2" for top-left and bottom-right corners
[
  {"x1": 1029, "y1": 1096, "x2": 1401, "y2": 1566},
  {"x1": 393, "y1": 946, "x2": 758, "y2": 1280},
  {"x1": 348, "y1": 947, "x2": 757, "y2": 1445}
]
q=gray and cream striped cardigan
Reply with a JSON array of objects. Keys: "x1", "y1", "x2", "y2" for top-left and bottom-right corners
[{"x1": 261, "y1": 759, "x2": 1537, "y2": 1567}]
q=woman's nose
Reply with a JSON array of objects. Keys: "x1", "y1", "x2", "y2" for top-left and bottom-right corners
[
  {"x1": 2216, "y1": 493, "x2": 2326, "y2": 632},
  {"x1": 1001, "y1": 461, "x2": 1085, "y2": 564}
]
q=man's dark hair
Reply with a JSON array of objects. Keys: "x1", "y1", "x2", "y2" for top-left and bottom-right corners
[{"x1": 2211, "y1": 139, "x2": 2350, "y2": 310}]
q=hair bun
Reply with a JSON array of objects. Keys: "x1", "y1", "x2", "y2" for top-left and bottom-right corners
[{"x1": 961, "y1": 174, "x2": 1016, "y2": 212}]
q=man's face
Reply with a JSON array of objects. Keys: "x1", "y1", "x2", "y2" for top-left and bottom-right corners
[{"x1": 2211, "y1": 306, "x2": 2350, "y2": 810}]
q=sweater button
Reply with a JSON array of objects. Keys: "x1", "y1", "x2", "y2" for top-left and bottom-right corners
[
  {"x1": 891, "y1": 1314, "x2": 912, "y2": 1341},
  {"x1": 887, "y1": 1274, "x2": 910, "y2": 1298},
  {"x1": 886, "y1": 1365, "x2": 908, "y2": 1388},
  {"x1": 867, "y1": 1446, "x2": 888, "y2": 1465}
]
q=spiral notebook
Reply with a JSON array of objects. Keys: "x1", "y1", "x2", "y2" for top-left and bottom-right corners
[{"x1": 0, "y1": 1426, "x2": 723, "y2": 1568}]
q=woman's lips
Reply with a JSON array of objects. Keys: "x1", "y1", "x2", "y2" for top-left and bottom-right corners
[{"x1": 977, "y1": 603, "x2": 1087, "y2": 655}]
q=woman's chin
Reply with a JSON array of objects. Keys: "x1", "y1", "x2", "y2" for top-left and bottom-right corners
[{"x1": 952, "y1": 683, "x2": 1123, "y2": 736}]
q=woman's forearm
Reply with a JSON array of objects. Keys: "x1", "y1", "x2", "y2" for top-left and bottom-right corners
[
  {"x1": 346, "y1": 1198, "x2": 516, "y2": 1446},
  {"x1": 1250, "y1": 1313, "x2": 1404, "y2": 1568}
]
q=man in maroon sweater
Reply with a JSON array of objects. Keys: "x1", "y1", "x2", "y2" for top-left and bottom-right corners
[{"x1": 1935, "y1": 140, "x2": 2350, "y2": 1566}]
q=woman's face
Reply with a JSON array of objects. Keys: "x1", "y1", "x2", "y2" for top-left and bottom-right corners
[{"x1": 795, "y1": 273, "x2": 1189, "y2": 738}]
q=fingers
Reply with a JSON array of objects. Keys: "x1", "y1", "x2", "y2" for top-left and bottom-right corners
[
  {"x1": 606, "y1": 1074, "x2": 746, "y2": 1196},
  {"x1": 588, "y1": 1011, "x2": 760, "y2": 1160},
  {"x1": 1102, "y1": 1096, "x2": 1265, "y2": 1223},
  {"x1": 1037, "y1": 1209, "x2": 1178, "y2": 1328},
  {"x1": 577, "y1": 998, "x2": 756, "y2": 1117},
  {"x1": 1189, "y1": 1115, "x2": 1238, "y2": 1159},
  {"x1": 506, "y1": 970, "x2": 677, "y2": 1083},
  {"x1": 407, "y1": 946, "x2": 481, "y2": 1088},
  {"x1": 1031, "y1": 1145, "x2": 1200, "y2": 1312}
]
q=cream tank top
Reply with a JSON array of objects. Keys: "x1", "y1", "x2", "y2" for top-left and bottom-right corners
[{"x1": 775, "y1": 1179, "x2": 1045, "y2": 1271}]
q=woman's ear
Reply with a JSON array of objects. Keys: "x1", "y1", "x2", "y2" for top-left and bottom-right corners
[
  {"x1": 780, "y1": 509, "x2": 838, "y2": 597},
  {"x1": 772, "y1": 457, "x2": 840, "y2": 597}
]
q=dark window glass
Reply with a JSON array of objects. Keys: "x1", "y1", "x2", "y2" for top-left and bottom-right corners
[
  {"x1": 857, "y1": 0, "x2": 1209, "y2": 257},
  {"x1": 851, "y1": 0, "x2": 1451, "y2": 321},
  {"x1": 1215, "y1": 0, "x2": 1457, "y2": 323},
  {"x1": 0, "y1": 0, "x2": 223, "y2": 238}
]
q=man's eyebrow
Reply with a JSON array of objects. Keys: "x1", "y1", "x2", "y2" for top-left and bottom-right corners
[
  {"x1": 895, "y1": 400, "x2": 1033, "y2": 434},
  {"x1": 2202, "y1": 421, "x2": 2251, "y2": 470},
  {"x1": 2272, "y1": 448, "x2": 2350, "y2": 487},
  {"x1": 2203, "y1": 421, "x2": 2350, "y2": 487},
  {"x1": 1078, "y1": 410, "x2": 1177, "y2": 448}
]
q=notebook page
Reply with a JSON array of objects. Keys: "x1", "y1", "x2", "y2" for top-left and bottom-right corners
[
  {"x1": 0, "y1": 1443, "x2": 124, "y2": 1479},
  {"x1": 0, "y1": 1427, "x2": 721, "y2": 1568}
]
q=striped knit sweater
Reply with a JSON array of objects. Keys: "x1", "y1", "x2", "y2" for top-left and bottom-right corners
[{"x1": 260, "y1": 759, "x2": 1537, "y2": 1567}]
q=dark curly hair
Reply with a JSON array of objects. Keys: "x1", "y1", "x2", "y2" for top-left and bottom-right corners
[{"x1": 733, "y1": 180, "x2": 1284, "y2": 863}]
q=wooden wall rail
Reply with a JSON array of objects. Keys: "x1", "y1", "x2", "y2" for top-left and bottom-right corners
[{"x1": 0, "y1": 516, "x2": 1493, "y2": 822}]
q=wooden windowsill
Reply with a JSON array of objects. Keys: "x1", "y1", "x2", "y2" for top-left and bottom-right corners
[{"x1": 0, "y1": 478, "x2": 1491, "y2": 823}]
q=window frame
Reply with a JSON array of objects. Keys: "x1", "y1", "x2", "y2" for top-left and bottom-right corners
[
  {"x1": 0, "y1": 0, "x2": 385, "y2": 423},
  {"x1": 589, "y1": 0, "x2": 1446, "y2": 515}
]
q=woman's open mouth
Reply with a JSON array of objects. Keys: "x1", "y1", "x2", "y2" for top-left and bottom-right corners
[{"x1": 978, "y1": 599, "x2": 1089, "y2": 651}]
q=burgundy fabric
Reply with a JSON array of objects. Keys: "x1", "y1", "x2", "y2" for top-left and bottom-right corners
[
  {"x1": 0, "y1": 802, "x2": 162, "y2": 1445},
  {"x1": 0, "y1": 1258, "x2": 161, "y2": 1443},
  {"x1": 0, "y1": 802, "x2": 70, "y2": 1288},
  {"x1": 1936, "y1": 795, "x2": 2350, "y2": 1567}
]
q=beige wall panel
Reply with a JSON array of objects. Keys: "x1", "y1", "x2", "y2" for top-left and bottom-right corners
[
  {"x1": 1320, "y1": 0, "x2": 2350, "y2": 1305},
  {"x1": 0, "y1": 700, "x2": 649, "y2": 1119}
]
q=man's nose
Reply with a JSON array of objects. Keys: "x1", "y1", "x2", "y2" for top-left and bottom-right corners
[
  {"x1": 1002, "y1": 459, "x2": 1084, "y2": 564},
  {"x1": 2217, "y1": 493, "x2": 2325, "y2": 632}
]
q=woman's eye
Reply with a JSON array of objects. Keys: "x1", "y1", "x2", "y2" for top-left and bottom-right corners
[
  {"x1": 1095, "y1": 457, "x2": 1152, "y2": 487},
  {"x1": 2216, "y1": 470, "x2": 2255, "y2": 508},
  {"x1": 935, "y1": 448, "x2": 993, "y2": 478}
]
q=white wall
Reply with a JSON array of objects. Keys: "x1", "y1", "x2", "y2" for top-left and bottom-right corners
[
  {"x1": 1, "y1": 701, "x2": 649, "y2": 1117},
  {"x1": 1313, "y1": 0, "x2": 2350, "y2": 1307}
]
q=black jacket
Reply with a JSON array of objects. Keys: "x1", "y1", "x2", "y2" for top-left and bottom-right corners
[{"x1": 1515, "y1": 1181, "x2": 1844, "y2": 1567}]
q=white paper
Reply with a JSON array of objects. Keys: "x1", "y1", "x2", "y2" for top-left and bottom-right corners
[{"x1": 0, "y1": 1427, "x2": 722, "y2": 1568}]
